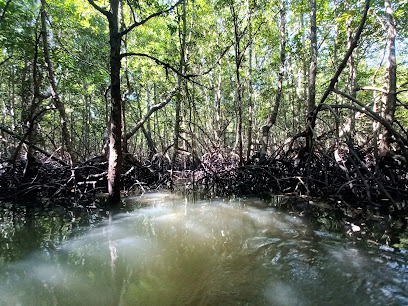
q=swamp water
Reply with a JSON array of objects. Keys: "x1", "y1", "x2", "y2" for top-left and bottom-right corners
[{"x1": 0, "y1": 193, "x2": 407, "y2": 305}]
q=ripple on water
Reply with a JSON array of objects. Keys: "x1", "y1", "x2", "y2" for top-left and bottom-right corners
[{"x1": 0, "y1": 193, "x2": 407, "y2": 305}]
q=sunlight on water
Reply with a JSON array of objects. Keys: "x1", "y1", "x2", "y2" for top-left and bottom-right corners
[{"x1": 0, "y1": 193, "x2": 407, "y2": 305}]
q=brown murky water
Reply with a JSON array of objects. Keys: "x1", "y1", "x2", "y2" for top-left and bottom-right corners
[{"x1": 0, "y1": 193, "x2": 407, "y2": 305}]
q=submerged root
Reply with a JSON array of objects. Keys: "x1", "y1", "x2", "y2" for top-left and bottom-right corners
[
  {"x1": 0, "y1": 154, "x2": 171, "y2": 205},
  {"x1": 0, "y1": 143, "x2": 407, "y2": 219},
  {"x1": 191, "y1": 145, "x2": 408, "y2": 217}
]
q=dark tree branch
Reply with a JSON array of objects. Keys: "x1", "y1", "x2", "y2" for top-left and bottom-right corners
[
  {"x1": 126, "y1": 0, "x2": 137, "y2": 24},
  {"x1": 239, "y1": 21, "x2": 266, "y2": 60},
  {"x1": 0, "y1": 0, "x2": 12, "y2": 23},
  {"x1": 330, "y1": 88, "x2": 408, "y2": 161},
  {"x1": 191, "y1": 43, "x2": 233, "y2": 77},
  {"x1": 120, "y1": 0, "x2": 183, "y2": 37},
  {"x1": 0, "y1": 123, "x2": 69, "y2": 167},
  {"x1": 398, "y1": 80, "x2": 408, "y2": 89},
  {"x1": 120, "y1": 52, "x2": 209, "y2": 88},
  {"x1": 318, "y1": 0, "x2": 370, "y2": 106},
  {"x1": 88, "y1": 0, "x2": 111, "y2": 17},
  {"x1": 125, "y1": 85, "x2": 179, "y2": 141},
  {"x1": 0, "y1": 56, "x2": 11, "y2": 67}
]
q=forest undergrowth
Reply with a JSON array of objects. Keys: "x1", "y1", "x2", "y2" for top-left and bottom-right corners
[
  {"x1": 0, "y1": 139, "x2": 406, "y2": 211},
  {"x1": 0, "y1": 138, "x2": 407, "y2": 246}
]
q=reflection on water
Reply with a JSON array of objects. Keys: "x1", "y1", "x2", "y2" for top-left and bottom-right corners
[{"x1": 0, "y1": 193, "x2": 407, "y2": 305}]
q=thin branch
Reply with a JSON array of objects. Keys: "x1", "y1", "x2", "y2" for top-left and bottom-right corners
[
  {"x1": 356, "y1": 86, "x2": 388, "y2": 94},
  {"x1": 394, "y1": 118, "x2": 408, "y2": 138},
  {"x1": 125, "y1": 85, "x2": 179, "y2": 141},
  {"x1": 120, "y1": 52, "x2": 209, "y2": 88},
  {"x1": 0, "y1": 124, "x2": 69, "y2": 166},
  {"x1": 126, "y1": 0, "x2": 137, "y2": 24},
  {"x1": 397, "y1": 88, "x2": 408, "y2": 94},
  {"x1": 373, "y1": 9, "x2": 387, "y2": 31},
  {"x1": 120, "y1": 0, "x2": 183, "y2": 37},
  {"x1": 0, "y1": 0, "x2": 11, "y2": 23},
  {"x1": 192, "y1": 43, "x2": 233, "y2": 77},
  {"x1": 396, "y1": 98, "x2": 408, "y2": 112},
  {"x1": 318, "y1": 0, "x2": 370, "y2": 105},
  {"x1": 0, "y1": 56, "x2": 11, "y2": 67},
  {"x1": 398, "y1": 80, "x2": 408, "y2": 89},
  {"x1": 88, "y1": 0, "x2": 111, "y2": 17},
  {"x1": 372, "y1": 40, "x2": 387, "y2": 85},
  {"x1": 330, "y1": 88, "x2": 408, "y2": 160},
  {"x1": 240, "y1": 21, "x2": 266, "y2": 59}
]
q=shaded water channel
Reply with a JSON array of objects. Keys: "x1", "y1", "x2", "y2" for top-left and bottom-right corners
[{"x1": 0, "y1": 193, "x2": 407, "y2": 305}]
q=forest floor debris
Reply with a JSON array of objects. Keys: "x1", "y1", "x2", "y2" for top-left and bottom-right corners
[
  {"x1": 0, "y1": 145, "x2": 406, "y2": 209},
  {"x1": 0, "y1": 153, "x2": 170, "y2": 205},
  {"x1": 0, "y1": 144, "x2": 407, "y2": 240}
]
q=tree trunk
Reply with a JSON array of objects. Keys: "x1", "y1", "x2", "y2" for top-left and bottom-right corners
[
  {"x1": 246, "y1": 3, "x2": 253, "y2": 160},
  {"x1": 172, "y1": 0, "x2": 187, "y2": 170},
  {"x1": 381, "y1": 0, "x2": 397, "y2": 152},
  {"x1": 215, "y1": 17, "x2": 222, "y2": 141},
  {"x1": 40, "y1": 0, "x2": 77, "y2": 165},
  {"x1": 107, "y1": 0, "x2": 123, "y2": 204},
  {"x1": 306, "y1": 0, "x2": 317, "y2": 151},
  {"x1": 141, "y1": 125, "x2": 157, "y2": 158},
  {"x1": 231, "y1": 4, "x2": 244, "y2": 166},
  {"x1": 22, "y1": 31, "x2": 51, "y2": 175},
  {"x1": 261, "y1": 0, "x2": 286, "y2": 158},
  {"x1": 346, "y1": 0, "x2": 357, "y2": 134}
]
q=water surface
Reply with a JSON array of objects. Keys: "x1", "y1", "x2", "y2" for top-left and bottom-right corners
[{"x1": 0, "y1": 193, "x2": 407, "y2": 305}]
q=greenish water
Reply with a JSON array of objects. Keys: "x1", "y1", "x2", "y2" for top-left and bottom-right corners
[{"x1": 0, "y1": 193, "x2": 407, "y2": 305}]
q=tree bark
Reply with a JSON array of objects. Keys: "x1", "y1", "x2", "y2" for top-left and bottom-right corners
[
  {"x1": 306, "y1": 0, "x2": 317, "y2": 151},
  {"x1": 88, "y1": 0, "x2": 123, "y2": 203},
  {"x1": 231, "y1": 4, "x2": 244, "y2": 166},
  {"x1": 125, "y1": 86, "x2": 179, "y2": 142},
  {"x1": 246, "y1": 2, "x2": 253, "y2": 160},
  {"x1": 381, "y1": 0, "x2": 397, "y2": 152},
  {"x1": 172, "y1": 0, "x2": 188, "y2": 170},
  {"x1": 141, "y1": 125, "x2": 157, "y2": 158},
  {"x1": 107, "y1": 0, "x2": 123, "y2": 204},
  {"x1": 2, "y1": 123, "x2": 68, "y2": 167},
  {"x1": 346, "y1": 0, "x2": 357, "y2": 133},
  {"x1": 261, "y1": 0, "x2": 286, "y2": 158},
  {"x1": 41, "y1": 0, "x2": 77, "y2": 165},
  {"x1": 215, "y1": 16, "x2": 222, "y2": 141}
]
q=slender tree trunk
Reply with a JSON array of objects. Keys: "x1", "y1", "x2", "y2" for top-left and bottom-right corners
[
  {"x1": 306, "y1": 0, "x2": 317, "y2": 151},
  {"x1": 381, "y1": 0, "x2": 397, "y2": 152},
  {"x1": 18, "y1": 33, "x2": 51, "y2": 176},
  {"x1": 121, "y1": 3, "x2": 128, "y2": 154},
  {"x1": 346, "y1": 0, "x2": 357, "y2": 134},
  {"x1": 333, "y1": 4, "x2": 340, "y2": 139},
  {"x1": 289, "y1": 57, "x2": 297, "y2": 131},
  {"x1": 301, "y1": 14, "x2": 308, "y2": 130},
  {"x1": 246, "y1": 4, "x2": 253, "y2": 160},
  {"x1": 10, "y1": 64, "x2": 15, "y2": 132},
  {"x1": 231, "y1": 4, "x2": 244, "y2": 165},
  {"x1": 215, "y1": 17, "x2": 222, "y2": 141},
  {"x1": 295, "y1": 16, "x2": 305, "y2": 133},
  {"x1": 41, "y1": 0, "x2": 77, "y2": 165},
  {"x1": 261, "y1": 0, "x2": 286, "y2": 158},
  {"x1": 20, "y1": 60, "x2": 30, "y2": 130},
  {"x1": 141, "y1": 126, "x2": 157, "y2": 158},
  {"x1": 88, "y1": 0, "x2": 181, "y2": 201},
  {"x1": 235, "y1": 63, "x2": 243, "y2": 166},
  {"x1": 154, "y1": 83, "x2": 164, "y2": 151},
  {"x1": 172, "y1": 0, "x2": 187, "y2": 170},
  {"x1": 82, "y1": 88, "x2": 91, "y2": 157}
]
